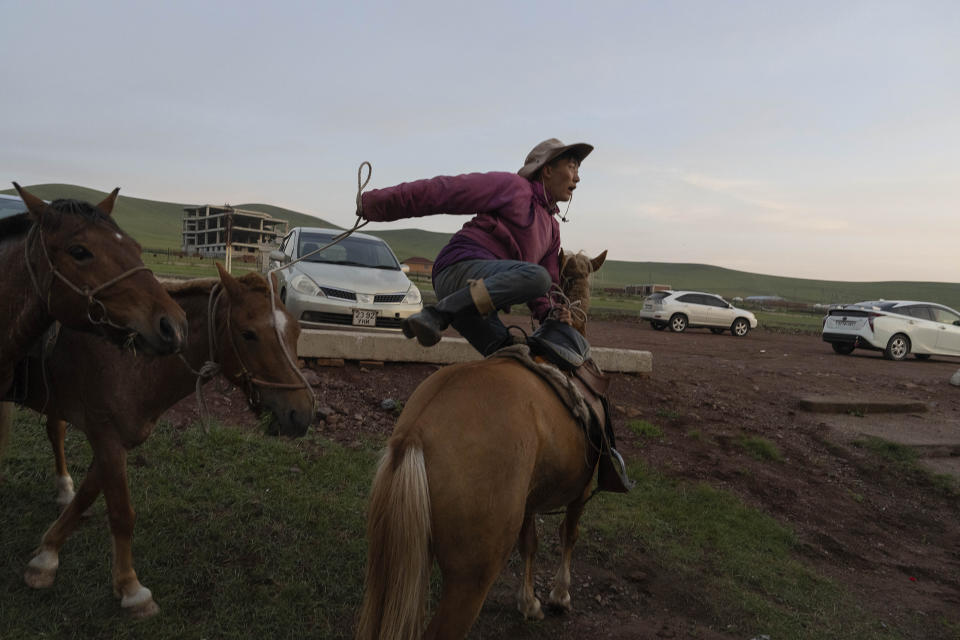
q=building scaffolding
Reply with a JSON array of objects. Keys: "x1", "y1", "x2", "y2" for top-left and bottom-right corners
[{"x1": 181, "y1": 205, "x2": 288, "y2": 258}]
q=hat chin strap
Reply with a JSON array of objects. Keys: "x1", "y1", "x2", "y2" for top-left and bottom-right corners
[{"x1": 542, "y1": 178, "x2": 573, "y2": 223}]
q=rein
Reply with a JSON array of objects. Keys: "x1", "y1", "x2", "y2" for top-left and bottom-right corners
[
  {"x1": 24, "y1": 223, "x2": 151, "y2": 336},
  {"x1": 180, "y1": 161, "x2": 373, "y2": 429},
  {"x1": 179, "y1": 282, "x2": 317, "y2": 429}
]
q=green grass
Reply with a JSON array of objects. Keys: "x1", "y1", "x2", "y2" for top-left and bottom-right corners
[
  {"x1": 854, "y1": 437, "x2": 958, "y2": 496},
  {"x1": 3, "y1": 183, "x2": 958, "y2": 307},
  {"x1": 754, "y1": 310, "x2": 826, "y2": 334},
  {"x1": 0, "y1": 408, "x2": 924, "y2": 639},
  {"x1": 627, "y1": 419, "x2": 664, "y2": 439},
  {"x1": 580, "y1": 462, "x2": 899, "y2": 639},
  {"x1": 736, "y1": 435, "x2": 784, "y2": 462},
  {"x1": 141, "y1": 252, "x2": 260, "y2": 279},
  {"x1": 0, "y1": 411, "x2": 376, "y2": 639}
]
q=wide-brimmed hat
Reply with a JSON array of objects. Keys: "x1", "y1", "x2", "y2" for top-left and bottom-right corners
[{"x1": 517, "y1": 138, "x2": 593, "y2": 178}]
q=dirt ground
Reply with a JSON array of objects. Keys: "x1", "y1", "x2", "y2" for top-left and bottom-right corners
[{"x1": 163, "y1": 317, "x2": 960, "y2": 639}]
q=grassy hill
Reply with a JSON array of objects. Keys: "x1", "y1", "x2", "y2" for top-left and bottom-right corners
[
  {"x1": 595, "y1": 260, "x2": 960, "y2": 308},
  {"x1": 3, "y1": 184, "x2": 957, "y2": 308}
]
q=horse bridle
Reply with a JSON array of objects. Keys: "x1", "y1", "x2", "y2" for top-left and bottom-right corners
[
  {"x1": 181, "y1": 284, "x2": 313, "y2": 418},
  {"x1": 24, "y1": 223, "x2": 151, "y2": 334}
]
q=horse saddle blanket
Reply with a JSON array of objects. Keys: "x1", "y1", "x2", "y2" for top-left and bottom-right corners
[{"x1": 488, "y1": 344, "x2": 626, "y2": 492}]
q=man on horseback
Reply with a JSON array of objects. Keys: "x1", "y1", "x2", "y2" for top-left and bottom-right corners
[
  {"x1": 359, "y1": 140, "x2": 631, "y2": 493},
  {"x1": 358, "y1": 138, "x2": 591, "y2": 355}
]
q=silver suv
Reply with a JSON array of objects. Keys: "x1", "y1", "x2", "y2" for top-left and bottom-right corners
[{"x1": 640, "y1": 290, "x2": 758, "y2": 336}]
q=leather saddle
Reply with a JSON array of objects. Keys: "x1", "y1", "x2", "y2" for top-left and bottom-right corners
[{"x1": 498, "y1": 326, "x2": 634, "y2": 494}]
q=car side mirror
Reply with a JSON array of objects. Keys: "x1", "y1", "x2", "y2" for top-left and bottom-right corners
[
  {"x1": 269, "y1": 250, "x2": 290, "y2": 263},
  {"x1": 400, "y1": 264, "x2": 410, "y2": 273}
]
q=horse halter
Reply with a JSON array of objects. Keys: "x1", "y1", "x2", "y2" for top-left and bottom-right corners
[
  {"x1": 207, "y1": 283, "x2": 312, "y2": 410},
  {"x1": 24, "y1": 223, "x2": 151, "y2": 334}
]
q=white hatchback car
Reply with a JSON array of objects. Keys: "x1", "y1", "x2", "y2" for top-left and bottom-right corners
[
  {"x1": 640, "y1": 290, "x2": 758, "y2": 336},
  {"x1": 821, "y1": 300, "x2": 960, "y2": 361},
  {"x1": 269, "y1": 227, "x2": 423, "y2": 331}
]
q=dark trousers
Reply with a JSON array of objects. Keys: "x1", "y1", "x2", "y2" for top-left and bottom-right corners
[{"x1": 433, "y1": 259, "x2": 551, "y2": 356}]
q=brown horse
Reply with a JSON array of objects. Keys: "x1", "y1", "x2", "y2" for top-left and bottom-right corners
[
  {"x1": 0, "y1": 184, "x2": 187, "y2": 398},
  {"x1": 7, "y1": 264, "x2": 315, "y2": 618},
  {"x1": 357, "y1": 250, "x2": 608, "y2": 640}
]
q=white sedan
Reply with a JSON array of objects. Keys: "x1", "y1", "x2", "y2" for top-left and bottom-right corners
[
  {"x1": 639, "y1": 290, "x2": 758, "y2": 336},
  {"x1": 821, "y1": 300, "x2": 960, "y2": 361}
]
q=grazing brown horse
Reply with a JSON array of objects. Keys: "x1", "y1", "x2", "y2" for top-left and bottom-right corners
[
  {"x1": 7, "y1": 264, "x2": 315, "y2": 618},
  {"x1": 357, "y1": 250, "x2": 608, "y2": 640},
  {"x1": 0, "y1": 184, "x2": 187, "y2": 399}
]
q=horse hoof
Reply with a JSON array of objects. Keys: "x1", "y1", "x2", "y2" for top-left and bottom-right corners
[
  {"x1": 121, "y1": 584, "x2": 159, "y2": 619},
  {"x1": 518, "y1": 597, "x2": 544, "y2": 621},
  {"x1": 24, "y1": 566, "x2": 56, "y2": 589},
  {"x1": 126, "y1": 599, "x2": 160, "y2": 619},
  {"x1": 547, "y1": 590, "x2": 572, "y2": 613},
  {"x1": 25, "y1": 551, "x2": 58, "y2": 589}
]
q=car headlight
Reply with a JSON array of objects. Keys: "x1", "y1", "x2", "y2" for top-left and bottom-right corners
[
  {"x1": 290, "y1": 274, "x2": 323, "y2": 297},
  {"x1": 404, "y1": 284, "x2": 422, "y2": 304}
]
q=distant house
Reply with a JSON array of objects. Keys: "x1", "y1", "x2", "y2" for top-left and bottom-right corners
[
  {"x1": 402, "y1": 256, "x2": 434, "y2": 278},
  {"x1": 625, "y1": 283, "x2": 672, "y2": 296},
  {"x1": 182, "y1": 205, "x2": 288, "y2": 257}
]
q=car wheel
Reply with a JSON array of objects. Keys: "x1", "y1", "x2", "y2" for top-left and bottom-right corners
[
  {"x1": 915, "y1": 353, "x2": 931, "y2": 360},
  {"x1": 651, "y1": 321, "x2": 667, "y2": 331},
  {"x1": 669, "y1": 314, "x2": 687, "y2": 333},
  {"x1": 883, "y1": 333, "x2": 911, "y2": 361},
  {"x1": 710, "y1": 328, "x2": 724, "y2": 335},
  {"x1": 832, "y1": 343, "x2": 855, "y2": 355},
  {"x1": 730, "y1": 318, "x2": 750, "y2": 337}
]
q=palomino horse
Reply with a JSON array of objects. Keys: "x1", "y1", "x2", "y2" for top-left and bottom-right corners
[
  {"x1": 0, "y1": 184, "x2": 187, "y2": 398},
  {"x1": 6, "y1": 264, "x2": 315, "y2": 618},
  {"x1": 357, "y1": 250, "x2": 608, "y2": 640}
]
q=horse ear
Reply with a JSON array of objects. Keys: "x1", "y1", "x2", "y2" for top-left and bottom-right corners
[
  {"x1": 12, "y1": 182, "x2": 48, "y2": 220},
  {"x1": 590, "y1": 250, "x2": 607, "y2": 273},
  {"x1": 216, "y1": 262, "x2": 245, "y2": 300},
  {"x1": 559, "y1": 249, "x2": 570, "y2": 274},
  {"x1": 96, "y1": 188, "x2": 121, "y2": 215}
]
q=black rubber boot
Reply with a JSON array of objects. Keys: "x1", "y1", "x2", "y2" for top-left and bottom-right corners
[
  {"x1": 401, "y1": 307, "x2": 449, "y2": 346},
  {"x1": 402, "y1": 286, "x2": 479, "y2": 347}
]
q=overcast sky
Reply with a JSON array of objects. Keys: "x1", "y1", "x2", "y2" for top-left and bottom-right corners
[{"x1": 2, "y1": 0, "x2": 957, "y2": 282}]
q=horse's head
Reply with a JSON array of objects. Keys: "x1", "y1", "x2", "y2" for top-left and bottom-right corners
[
  {"x1": 12, "y1": 183, "x2": 187, "y2": 355},
  {"x1": 559, "y1": 249, "x2": 607, "y2": 335},
  {"x1": 214, "y1": 263, "x2": 315, "y2": 437}
]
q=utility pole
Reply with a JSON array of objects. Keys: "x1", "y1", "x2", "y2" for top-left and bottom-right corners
[{"x1": 224, "y1": 212, "x2": 234, "y2": 273}]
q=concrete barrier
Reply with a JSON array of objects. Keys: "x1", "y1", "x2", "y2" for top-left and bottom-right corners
[{"x1": 298, "y1": 329, "x2": 652, "y2": 374}]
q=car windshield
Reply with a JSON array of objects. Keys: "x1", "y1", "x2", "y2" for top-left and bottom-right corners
[
  {"x1": 298, "y1": 233, "x2": 400, "y2": 270},
  {"x1": 646, "y1": 292, "x2": 670, "y2": 302}
]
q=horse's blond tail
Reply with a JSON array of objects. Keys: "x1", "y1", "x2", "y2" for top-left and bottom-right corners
[
  {"x1": 0, "y1": 402, "x2": 14, "y2": 462},
  {"x1": 356, "y1": 439, "x2": 431, "y2": 640}
]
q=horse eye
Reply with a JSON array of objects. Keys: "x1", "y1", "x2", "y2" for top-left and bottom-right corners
[
  {"x1": 67, "y1": 245, "x2": 93, "y2": 261},
  {"x1": 241, "y1": 330, "x2": 258, "y2": 342}
]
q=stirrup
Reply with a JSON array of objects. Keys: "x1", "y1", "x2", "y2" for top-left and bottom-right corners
[{"x1": 597, "y1": 448, "x2": 634, "y2": 493}]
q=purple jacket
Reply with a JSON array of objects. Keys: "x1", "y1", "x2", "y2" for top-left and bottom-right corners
[{"x1": 360, "y1": 171, "x2": 561, "y2": 320}]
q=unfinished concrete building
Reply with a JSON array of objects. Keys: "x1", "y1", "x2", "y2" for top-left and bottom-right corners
[{"x1": 181, "y1": 205, "x2": 288, "y2": 257}]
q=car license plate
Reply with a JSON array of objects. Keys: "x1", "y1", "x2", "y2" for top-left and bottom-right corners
[
  {"x1": 835, "y1": 319, "x2": 857, "y2": 327},
  {"x1": 352, "y1": 309, "x2": 378, "y2": 327}
]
